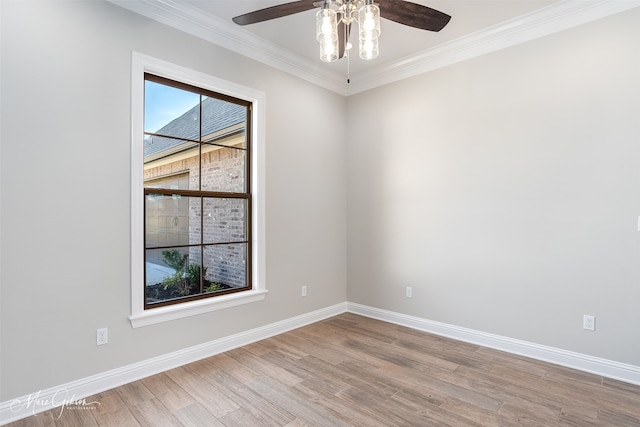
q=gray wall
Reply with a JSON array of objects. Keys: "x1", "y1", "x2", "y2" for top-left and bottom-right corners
[
  {"x1": 0, "y1": 0, "x2": 347, "y2": 401},
  {"x1": 346, "y1": 8, "x2": 640, "y2": 365}
]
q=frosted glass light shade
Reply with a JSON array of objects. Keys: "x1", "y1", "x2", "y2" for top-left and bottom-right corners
[
  {"x1": 319, "y1": 34, "x2": 339, "y2": 62},
  {"x1": 316, "y1": 6, "x2": 338, "y2": 62},
  {"x1": 359, "y1": 33, "x2": 379, "y2": 60},
  {"x1": 316, "y1": 8, "x2": 338, "y2": 42},
  {"x1": 357, "y1": 2, "x2": 381, "y2": 40}
]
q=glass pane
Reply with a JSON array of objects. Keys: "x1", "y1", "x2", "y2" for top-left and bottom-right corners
[
  {"x1": 143, "y1": 136, "x2": 200, "y2": 192},
  {"x1": 203, "y1": 198, "x2": 247, "y2": 244},
  {"x1": 144, "y1": 172, "x2": 189, "y2": 191},
  {"x1": 145, "y1": 247, "x2": 203, "y2": 305},
  {"x1": 145, "y1": 80, "x2": 200, "y2": 139},
  {"x1": 145, "y1": 194, "x2": 201, "y2": 248},
  {"x1": 201, "y1": 146, "x2": 246, "y2": 192},
  {"x1": 201, "y1": 97, "x2": 247, "y2": 150},
  {"x1": 204, "y1": 243, "x2": 248, "y2": 290}
]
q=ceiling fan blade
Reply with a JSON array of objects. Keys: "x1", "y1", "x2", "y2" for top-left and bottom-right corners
[
  {"x1": 379, "y1": 0, "x2": 451, "y2": 32},
  {"x1": 232, "y1": 1, "x2": 318, "y2": 25},
  {"x1": 338, "y1": 22, "x2": 351, "y2": 59}
]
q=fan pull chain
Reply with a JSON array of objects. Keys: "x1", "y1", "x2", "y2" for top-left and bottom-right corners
[{"x1": 345, "y1": 22, "x2": 351, "y2": 84}]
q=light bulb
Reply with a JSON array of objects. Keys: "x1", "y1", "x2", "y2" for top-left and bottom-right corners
[
  {"x1": 363, "y1": 12, "x2": 375, "y2": 31},
  {"x1": 320, "y1": 16, "x2": 332, "y2": 37}
]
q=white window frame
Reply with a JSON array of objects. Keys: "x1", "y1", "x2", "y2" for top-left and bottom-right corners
[{"x1": 129, "y1": 52, "x2": 267, "y2": 328}]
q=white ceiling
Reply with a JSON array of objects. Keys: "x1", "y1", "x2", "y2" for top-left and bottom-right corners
[{"x1": 109, "y1": 0, "x2": 640, "y2": 95}]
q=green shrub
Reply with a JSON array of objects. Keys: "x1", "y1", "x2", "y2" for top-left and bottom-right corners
[
  {"x1": 187, "y1": 263, "x2": 208, "y2": 286},
  {"x1": 205, "y1": 282, "x2": 222, "y2": 292},
  {"x1": 161, "y1": 249, "x2": 188, "y2": 275}
]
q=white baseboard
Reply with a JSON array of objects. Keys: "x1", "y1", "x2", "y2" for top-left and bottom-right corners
[
  {"x1": 0, "y1": 302, "x2": 347, "y2": 425},
  {"x1": 347, "y1": 302, "x2": 640, "y2": 386},
  {"x1": 3, "y1": 301, "x2": 639, "y2": 424}
]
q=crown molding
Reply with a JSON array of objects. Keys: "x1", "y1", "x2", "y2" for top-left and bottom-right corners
[
  {"x1": 108, "y1": 0, "x2": 349, "y2": 94},
  {"x1": 108, "y1": 0, "x2": 640, "y2": 96}
]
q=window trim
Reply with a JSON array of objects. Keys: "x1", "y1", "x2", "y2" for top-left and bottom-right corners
[{"x1": 130, "y1": 52, "x2": 267, "y2": 328}]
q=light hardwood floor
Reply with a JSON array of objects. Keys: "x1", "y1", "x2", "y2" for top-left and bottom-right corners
[{"x1": 6, "y1": 313, "x2": 640, "y2": 426}]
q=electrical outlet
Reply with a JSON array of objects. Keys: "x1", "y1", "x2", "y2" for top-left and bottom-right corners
[
  {"x1": 301, "y1": 285, "x2": 308, "y2": 297},
  {"x1": 583, "y1": 315, "x2": 595, "y2": 331},
  {"x1": 97, "y1": 328, "x2": 108, "y2": 345},
  {"x1": 405, "y1": 287, "x2": 413, "y2": 298}
]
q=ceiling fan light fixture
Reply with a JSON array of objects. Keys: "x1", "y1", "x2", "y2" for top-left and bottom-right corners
[{"x1": 232, "y1": 0, "x2": 451, "y2": 68}]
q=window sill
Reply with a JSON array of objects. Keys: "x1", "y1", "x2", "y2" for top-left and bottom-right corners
[{"x1": 129, "y1": 289, "x2": 268, "y2": 328}]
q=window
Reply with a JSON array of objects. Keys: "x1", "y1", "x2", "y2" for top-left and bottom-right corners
[
  {"x1": 130, "y1": 54, "x2": 266, "y2": 327},
  {"x1": 143, "y1": 73, "x2": 253, "y2": 309}
]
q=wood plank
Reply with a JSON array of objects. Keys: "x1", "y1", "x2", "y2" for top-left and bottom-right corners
[
  {"x1": 292, "y1": 379, "x2": 391, "y2": 427},
  {"x1": 114, "y1": 381, "x2": 155, "y2": 408},
  {"x1": 216, "y1": 406, "x2": 274, "y2": 426},
  {"x1": 196, "y1": 357, "x2": 296, "y2": 425},
  {"x1": 246, "y1": 375, "x2": 352, "y2": 427},
  {"x1": 52, "y1": 403, "x2": 99, "y2": 427},
  {"x1": 140, "y1": 373, "x2": 194, "y2": 412},
  {"x1": 439, "y1": 397, "x2": 505, "y2": 426},
  {"x1": 88, "y1": 390, "x2": 141, "y2": 427},
  {"x1": 128, "y1": 398, "x2": 181, "y2": 427},
  {"x1": 225, "y1": 346, "x2": 303, "y2": 387},
  {"x1": 170, "y1": 402, "x2": 225, "y2": 427},
  {"x1": 164, "y1": 365, "x2": 239, "y2": 418},
  {"x1": 598, "y1": 408, "x2": 640, "y2": 427}
]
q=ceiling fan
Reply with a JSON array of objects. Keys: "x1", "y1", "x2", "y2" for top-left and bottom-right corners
[{"x1": 232, "y1": 0, "x2": 451, "y2": 64}]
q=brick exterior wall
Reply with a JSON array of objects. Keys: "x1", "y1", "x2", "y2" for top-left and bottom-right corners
[{"x1": 144, "y1": 143, "x2": 247, "y2": 288}]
